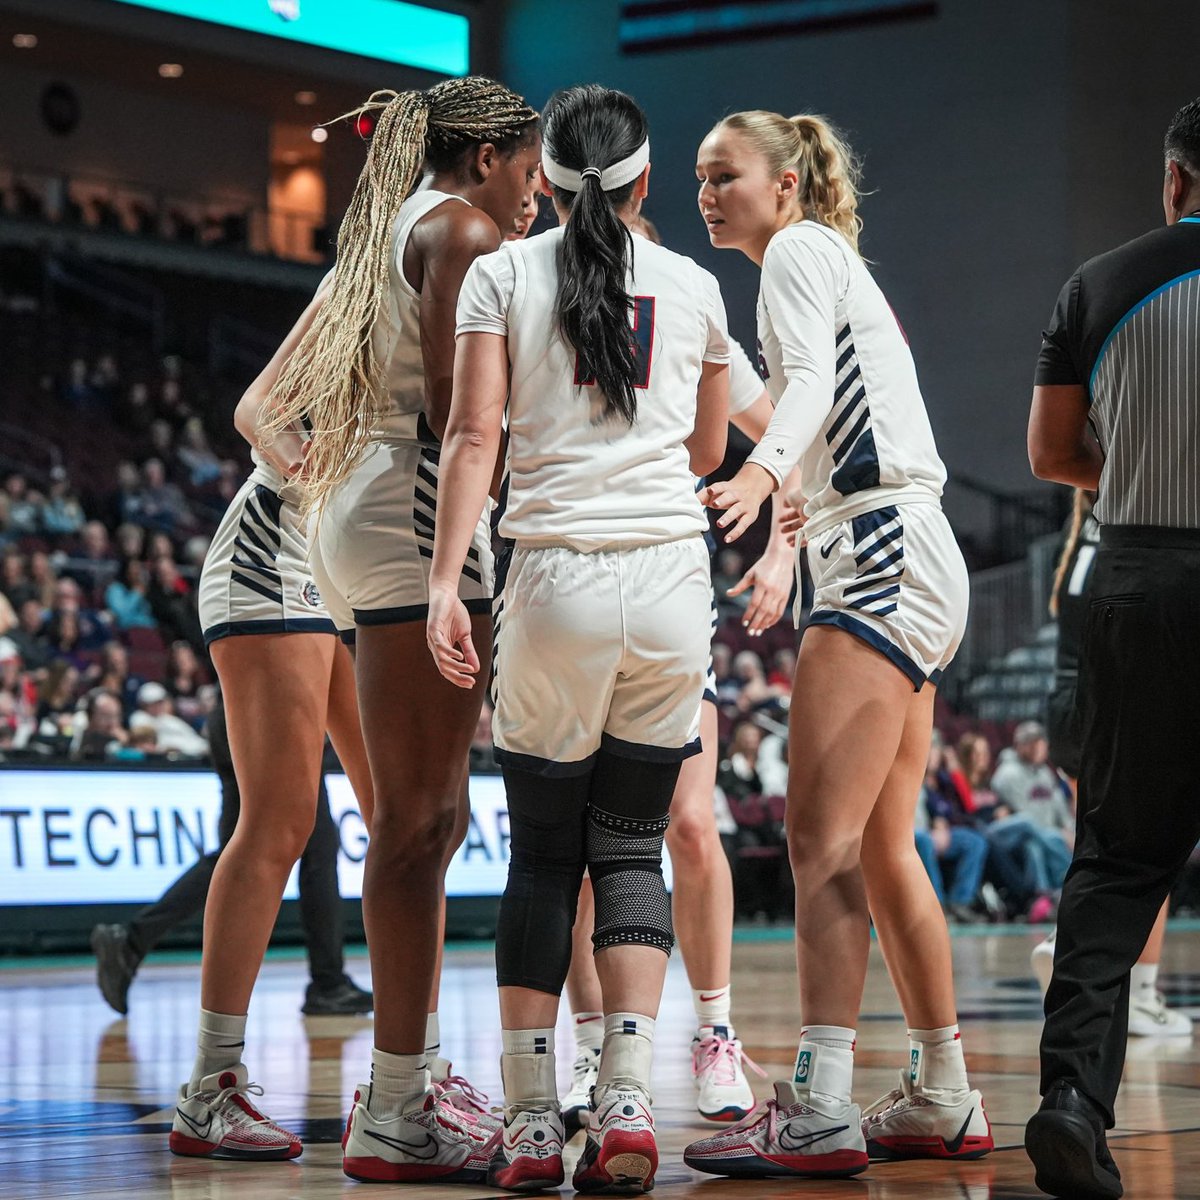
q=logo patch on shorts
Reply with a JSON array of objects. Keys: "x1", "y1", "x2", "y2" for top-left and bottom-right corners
[{"x1": 300, "y1": 581, "x2": 322, "y2": 608}]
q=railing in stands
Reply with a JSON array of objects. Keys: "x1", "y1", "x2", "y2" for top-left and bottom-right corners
[
  {"x1": 0, "y1": 421, "x2": 63, "y2": 485},
  {"x1": 46, "y1": 255, "x2": 165, "y2": 350}
]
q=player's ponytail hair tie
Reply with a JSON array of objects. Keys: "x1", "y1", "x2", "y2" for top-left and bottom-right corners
[{"x1": 542, "y1": 138, "x2": 650, "y2": 192}]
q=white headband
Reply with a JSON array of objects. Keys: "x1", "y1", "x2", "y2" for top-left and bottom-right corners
[{"x1": 542, "y1": 138, "x2": 650, "y2": 193}]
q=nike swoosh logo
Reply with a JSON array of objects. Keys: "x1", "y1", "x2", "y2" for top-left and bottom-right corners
[
  {"x1": 819, "y1": 535, "x2": 843, "y2": 560},
  {"x1": 177, "y1": 1107, "x2": 213, "y2": 1140},
  {"x1": 699, "y1": 992, "x2": 725, "y2": 1002},
  {"x1": 575, "y1": 1015, "x2": 602, "y2": 1024},
  {"x1": 365, "y1": 1128, "x2": 440, "y2": 1160},
  {"x1": 778, "y1": 1123, "x2": 849, "y2": 1152},
  {"x1": 944, "y1": 1110, "x2": 974, "y2": 1155}
]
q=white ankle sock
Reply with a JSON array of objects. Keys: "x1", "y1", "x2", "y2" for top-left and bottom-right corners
[
  {"x1": 795, "y1": 1026, "x2": 855, "y2": 1107},
  {"x1": 598, "y1": 1013, "x2": 655, "y2": 1093},
  {"x1": 1131, "y1": 963, "x2": 1158, "y2": 995},
  {"x1": 501, "y1": 1027, "x2": 557, "y2": 1106},
  {"x1": 573, "y1": 1010, "x2": 604, "y2": 1057},
  {"x1": 692, "y1": 985, "x2": 732, "y2": 1032},
  {"x1": 908, "y1": 1025, "x2": 969, "y2": 1101},
  {"x1": 369, "y1": 1047, "x2": 429, "y2": 1119},
  {"x1": 190, "y1": 1009, "x2": 246, "y2": 1091}
]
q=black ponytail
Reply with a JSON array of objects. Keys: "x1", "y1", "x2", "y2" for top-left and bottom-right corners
[{"x1": 542, "y1": 85, "x2": 649, "y2": 425}]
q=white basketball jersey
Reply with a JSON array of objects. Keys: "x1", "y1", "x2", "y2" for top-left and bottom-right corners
[
  {"x1": 370, "y1": 185, "x2": 469, "y2": 441},
  {"x1": 746, "y1": 222, "x2": 946, "y2": 534},
  {"x1": 457, "y1": 226, "x2": 731, "y2": 551}
]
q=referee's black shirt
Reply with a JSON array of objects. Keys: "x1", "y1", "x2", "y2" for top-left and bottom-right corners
[{"x1": 1036, "y1": 215, "x2": 1200, "y2": 528}]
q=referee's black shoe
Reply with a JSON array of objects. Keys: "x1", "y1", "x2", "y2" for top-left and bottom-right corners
[
  {"x1": 301, "y1": 975, "x2": 374, "y2": 1016},
  {"x1": 1025, "y1": 1082, "x2": 1122, "y2": 1199},
  {"x1": 91, "y1": 923, "x2": 140, "y2": 1016}
]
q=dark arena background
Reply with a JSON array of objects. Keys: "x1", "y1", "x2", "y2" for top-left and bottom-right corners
[{"x1": 1, "y1": 2, "x2": 1199, "y2": 1197}]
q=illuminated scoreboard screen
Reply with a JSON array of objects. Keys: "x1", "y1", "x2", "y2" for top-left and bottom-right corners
[
  {"x1": 0, "y1": 769, "x2": 674, "y2": 907},
  {"x1": 108, "y1": 0, "x2": 470, "y2": 75}
]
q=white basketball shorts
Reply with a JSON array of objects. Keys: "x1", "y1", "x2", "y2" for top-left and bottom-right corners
[
  {"x1": 493, "y1": 535, "x2": 712, "y2": 775},
  {"x1": 315, "y1": 438, "x2": 494, "y2": 627},
  {"x1": 198, "y1": 471, "x2": 336, "y2": 645},
  {"x1": 804, "y1": 499, "x2": 968, "y2": 690}
]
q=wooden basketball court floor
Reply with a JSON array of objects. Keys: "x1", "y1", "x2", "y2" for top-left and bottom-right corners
[{"x1": 4, "y1": 927, "x2": 1200, "y2": 1199}]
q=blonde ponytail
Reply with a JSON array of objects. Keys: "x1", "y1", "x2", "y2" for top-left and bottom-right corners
[
  {"x1": 790, "y1": 114, "x2": 863, "y2": 255},
  {"x1": 261, "y1": 77, "x2": 538, "y2": 515},
  {"x1": 714, "y1": 109, "x2": 863, "y2": 255}
]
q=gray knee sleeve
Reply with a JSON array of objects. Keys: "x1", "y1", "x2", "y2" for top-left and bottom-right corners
[{"x1": 587, "y1": 806, "x2": 674, "y2": 954}]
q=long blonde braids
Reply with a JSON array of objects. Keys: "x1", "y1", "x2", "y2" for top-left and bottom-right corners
[
  {"x1": 1049, "y1": 489, "x2": 1094, "y2": 618},
  {"x1": 261, "y1": 77, "x2": 538, "y2": 514}
]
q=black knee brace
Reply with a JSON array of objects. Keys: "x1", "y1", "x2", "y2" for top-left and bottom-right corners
[
  {"x1": 494, "y1": 767, "x2": 589, "y2": 994},
  {"x1": 586, "y1": 751, "x2": 680, "y2": 955}
]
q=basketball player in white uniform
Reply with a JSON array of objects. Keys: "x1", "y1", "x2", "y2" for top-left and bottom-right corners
[
  {"x1": 560, "y1": 230, "x2": 800, "y2": 1130},
  {"x1": 258, "y1": 77, "x2": 542, "y2": 1186},
  {"x1": 428, "y1": 85, "x2": 729, "y2": 1193},
  {"x1": 170, "y1": 276, "x2": 375, "y2": 1162},
  {"x1": 685, "y1": 110, "x2": 992, "y2": 1179}
]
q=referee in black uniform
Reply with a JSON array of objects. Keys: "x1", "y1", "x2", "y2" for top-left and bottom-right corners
[{"x1": 1023, "y1": 97, "x2": 1200, "y2": 1200}]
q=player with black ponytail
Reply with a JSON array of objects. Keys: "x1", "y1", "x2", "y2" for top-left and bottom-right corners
[{"x1": 428, "y1": 84, "x2": 731, "y2": 1192}]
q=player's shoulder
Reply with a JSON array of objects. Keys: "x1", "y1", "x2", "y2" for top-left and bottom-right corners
[
  {"x1": 764, "y1": 220, "x2": 848, "y2": 267},
  {"x1": 633, "y1": 235, "x2": 719, "y2": 293}
]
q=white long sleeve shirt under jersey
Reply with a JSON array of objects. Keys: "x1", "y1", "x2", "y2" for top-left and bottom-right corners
[{"x1": 746, "y1": 222, "x2": 946, "y2": 537}]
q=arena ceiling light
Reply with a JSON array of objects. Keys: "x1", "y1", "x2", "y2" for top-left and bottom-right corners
[
  {"x1": 12, "y1": 33, "x2": 38, "y2": 48},
  {"x1": 158, "y1": 62, "x2": 183, "y2": 77},
  {"x1": 107, "y1": 0, "x2": 469, "y2": 76}
]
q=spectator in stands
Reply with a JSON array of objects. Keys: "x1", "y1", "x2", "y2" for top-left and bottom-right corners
[
  {"x1": 117, "y1": 382, "x2": 155, "y2": 435},
  {"x1": 712, "y1": 548, "x2": 749, "y2": 617},
  {"x1": 136, "y1": 459, "x2": 190, "y2": 534},
  {"x1": 0, "y1": 493, "x2": 12, "y2": 549},
  {"x1": 75, "y1": 519, "x2": 113, "y2": 566},
  {"x1": 129, "y1": 681, "x2": 207, "y2": 757},
  {"x1": 159, "y1": 378, "x2": 193, "y2": 428},
  {"x1": 757, "y1": 725, "x2": 789, "y2": 797},
  {"x1": 718, "y1": 720, "x2": 765, "y2": 800},
  {"x1": 62, "y1": 358, "x2": 96, "y2": 409},
  {"x1": 181, "y1": 534, "x2": 211, "y2": 569},
  {"x1": 989, "y1": 721, "x2": 1073, "y2": 921},
  {"x1": 0, "y1": 551, "x2": 31, "y2": 609},
  {"x1": 86, "y1": 641, "x2": 143, "y2": 718},
  {"x1": 28, "y1": 551, "x2": 58, "y2": 609},
  {"x1": 104, "y1": 558, "x2": 155, "y2": 630},
  {"x1": 51, "y1": 577, "x2": 108, "y2": 649},
  {"x1": 4, "y1": 474, "x2": 42, "y2": 537},
  {"x1": 114, "y1": 522, "x2": 146, "y2": 561},
  {"x1": 0, "y1": 590, "x2": 14, "y2": 637},
  {"x1": 957, "y1": 731, "x2": 999, "y2": 812},
  {"x1": 90, "y1": 353, "x2": 120, "y2": 408},
  {"x1": 164, "y1": 639, "x2": 207, "y2": 726},
  {"x1": 732, "y1": 649, "x2": 789, "y2": 714},
  {"x1": 76, "y1": 689, "x2": 129, "y2": 761},
  {"x1": 711, "y1": 641, "x2": 740, "y2": 707},
  {"x1": 0, "y1": 689, "x2": 18, "y2": 758},
  {"x1": 176, "y1": 417, "x2": 222, "y2": 487},
  {"x1": 767, "y1": 647, "x2": 797, "y2": 689},
  {"x1": 147, "y1": 555, "x2": 202, "y2": 650},
  {"x1": 113, "y1": 461, "x2": 145, "y2": 526},
  {"x1": 9, "y1": 598, "x2": 48, "y2": 671},
  {"x1": 918, "y1": 732, "x2": 989, "y2": 922},
  {"x1": 42, "y1": 473, "x2": 86, "y2": 540},
  {"x1": 36, "y1": 660, "x2": 80, "y2": 728}
]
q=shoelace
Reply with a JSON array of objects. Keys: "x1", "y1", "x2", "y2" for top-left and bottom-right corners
[
  {"x1": 436, "y1": 1074, "x2": 491, "y2": 1117},
  {"x1": 208, "y1": 1079, "x2": 276, "y2": 1128},
  {"x1": 692, "y1": 1036, "x2": 767, "y2": 1086},
  {"x1": 863, "y1": 1069, "x2": 914, "y2": 1120},
  {"x1": 571, "y1": 1051, "x2": 600, "y2": 1088}
]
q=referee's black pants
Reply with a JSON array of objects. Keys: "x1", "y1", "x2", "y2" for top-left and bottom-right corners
[
  {"x1": 1040, "y1": 526, "x2": 1200, "y2": 1126},
  {"x1": 127, "y1": 696, "x2": 347, "y2": 989}
]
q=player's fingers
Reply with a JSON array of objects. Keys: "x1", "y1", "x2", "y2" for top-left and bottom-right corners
[
  {"x1": 716, "y1": 500, "x2": 746, "y2": 530},
  {"x1": 726, "y1": 569, "x2": 755, "y2": 598},
  {"x1": 457, "y1": 632, "x2": 481, "y2": 676},
  {"x1": 742, "y1": 590, "x2": 766, "y2": 636},
  {"x1": 724, "y1": 509, "x2": 755, "y2": 543}
]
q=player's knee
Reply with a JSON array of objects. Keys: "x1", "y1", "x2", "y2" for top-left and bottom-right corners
[
  {"x1": 789, "y1": 826, "x2": 861, "y2": 878},
  {"x1": 665, "y1": 804, "x2": 717, "y2": 866},
  {"x1": 370, "y1": 802, "x2": 459, "y2": 870},
  {"x1": 588, "y1": 805, "x2": 675, "y2": 954}
]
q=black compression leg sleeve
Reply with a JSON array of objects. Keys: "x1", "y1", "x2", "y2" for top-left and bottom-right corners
[
  {"x1": 495, "y1": 765, "x2": 591, "y2": 994},
  {"x1": 586, "y1": 750, "x2": 680, "y2": 955}
]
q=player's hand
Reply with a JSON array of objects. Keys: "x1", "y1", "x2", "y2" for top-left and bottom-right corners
[
  {"x1": 728, "y1": 546, "x2": 793, "y2": 636},
  {"x1": 426, "y1": 585, "x2": 480, "y2": 688},
  {"x1": 700, "y1": 464, "x2": 775, "y2": 544},
  {"x1": 778, "y1": 499, "x2": 806, "y2": 547}
]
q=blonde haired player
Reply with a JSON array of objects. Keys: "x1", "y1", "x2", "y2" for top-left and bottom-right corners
[
  {"x1": 684, "y1": 110, "x2": 992, "y2": 1179},
  {"x1": 428, "y1": 84, "x2": 730, "y2": 1193},
  {"x1": 169, "y1": 274, "x2": 376, "y2": 1162}
]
